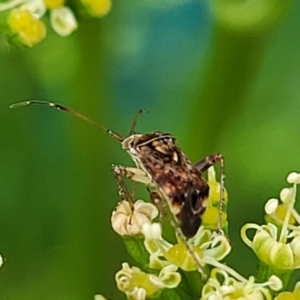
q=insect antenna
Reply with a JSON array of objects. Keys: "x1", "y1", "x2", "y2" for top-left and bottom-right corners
[
  {"x1": 9, "y1": 100, "x2": 124, "y2": 142},
  {"x1": 129, "y1": 109, "x2": 143, "y2": 135}
]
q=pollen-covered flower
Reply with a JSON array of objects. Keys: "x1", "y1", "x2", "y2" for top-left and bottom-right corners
[
  {"x1": 111, "y1": 200, "x2": 158, "y2": 237},
  {"x1": 115, "y1": 262, "x2": 180, "y2": 300},
  {"x1": 202, "y1": 166, "x2": 228, "y2": 231},
  {"x1": 201, "y1": 268, "x2": 282, "y2": 300},
  {"x1": 142, "y1": 222, "x2": 231, "y2": 272},
  {"x1": 8, "y1": 8, "x2": 46, "y2": 46},
  {"x1": 242, "y1": 172, "x2": 300, "y2": 271},
  {"x1": 81, "y1": 0, "x2": 111, "y2": 17}
]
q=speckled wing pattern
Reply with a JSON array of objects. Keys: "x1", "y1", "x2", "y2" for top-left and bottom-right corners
[{"x1": 135, "y1": 132, "x2": 209, "y2": 238}]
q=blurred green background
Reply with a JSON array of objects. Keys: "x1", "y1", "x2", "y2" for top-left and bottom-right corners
[{"x1": 0, "y1": 0, "x2": 300, "y2": 299}]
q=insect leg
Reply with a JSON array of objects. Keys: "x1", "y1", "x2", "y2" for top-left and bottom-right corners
[
  {"x1": 148, "y1": 189, "x2": 167, "y2": 223},
  {"x1": 112, "y1": 165, "x2": 153, "y2": 185},
  {"x1": 195, "y1": 154, "x2": 225, "y2": 234},
  {"x1": 111, "y1": 164, "x2": 154, "y2": 215},
  {"x1": 195, "y1": 154, "x2": 224, "y2": 173},
  {"x1": 111, "y1": 165, "x2": 136, "y2": 226},
  {"x1": 149, "y1": 190, "x2": 205, "y2": 278}
]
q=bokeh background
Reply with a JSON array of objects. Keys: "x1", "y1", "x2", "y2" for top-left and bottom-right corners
[{"x1": 0, "y1": 0, "x2": 300, "y2": 299}]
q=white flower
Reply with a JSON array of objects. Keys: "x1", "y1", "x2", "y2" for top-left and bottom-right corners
[
  {"x1": 115, "y1": 262, "x2": 180, "y2": 300},
  {"x1": 201, "y1": 269, "x2": 281, "y2": 300},
  {"x1": 142, "y1": 223, "x2": 231, "y2": 272},
  {"x1": 242, "y1": 223, "x2": 300, "y2": 270},
  {"x1": 245, "y1": 171, "x2": 300, "y2": 270},
  {"x1": 50, "y1": 6, "x2": 77, "y2": 36},
  {"x1": 111, "y1": 200, "x2": 158, "y2": 236}
]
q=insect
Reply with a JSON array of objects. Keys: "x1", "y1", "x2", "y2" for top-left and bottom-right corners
[{"x1": 10, "y1": 100, "x2": 225, "y2": 238}]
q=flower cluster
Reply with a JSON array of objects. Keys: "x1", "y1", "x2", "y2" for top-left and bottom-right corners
[
  {"x1": 100, "y1": 168, "x2": 300, "y2": 300},
  {"x1": 107, "y1": 167, "x2": 232, "y2": 300},
  {"x1": 241, "y1": 172, "x2": 300, "y2": 276},
  {"x1": 201, "y1": 269, "x2": 282, "y2": 300},
  {"x1": 0, "y1": 0, "x2": 111, "y2": 47}
]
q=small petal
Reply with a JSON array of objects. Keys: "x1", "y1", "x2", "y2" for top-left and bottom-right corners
[
  {"x1": 280, "y1": 188, "x2": 293, "y2": 203},
  {"x1": 157, "y1": 264, "x2": 181, "y2": 288},
  {"x1": 134, "y1": 201, "x2": 159, "y2": 220},
  {"x1": 287, "y1": 172, "x2": 300, "y2": 184},
  {"x1": 20, "y1": 0, "x2": 46, "y2": 18},
  {"x1": 204, "y1": 234, "x2": 231, "y2": 261},
  {"x1": 268, "y1": 275, "x2": 283, "y2": 291},
  {"x1": 50, "y1": 6, "x2": 77, "y2": 37},
  {"x1": 265, "y1": 198, "x2": 278, "y2": 215},
  {"x1": 141, "y1": 222, "x2": 161, "y2": 240}
]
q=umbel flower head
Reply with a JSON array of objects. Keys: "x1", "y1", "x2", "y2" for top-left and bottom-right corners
[
  {"x1": 109, "y1": 166, "x2": 233, "y2": 299},
  {"x1": 0, "y1": 0, "x2": 112, "y2": 47},
  {"x1": 101, "y1": 168, "x2": 300, "y2": 299}
]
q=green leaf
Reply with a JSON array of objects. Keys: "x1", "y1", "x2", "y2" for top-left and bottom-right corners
[
  {"x1": 159, "y1": 288, "x2": 182, "y2": 300},
  {"x1": 123, "y1": 236, "x2": 150, "y2": 270}
]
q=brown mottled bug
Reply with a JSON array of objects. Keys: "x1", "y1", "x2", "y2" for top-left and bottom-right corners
[{"x1": 10, "y1": 100, "x2": 225, "y2": 238}]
